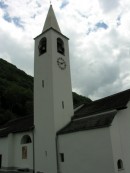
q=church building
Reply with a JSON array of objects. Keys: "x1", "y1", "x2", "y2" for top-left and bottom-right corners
[{"x1": 0, "y1": 5, "x2": 130, "y2": 173}]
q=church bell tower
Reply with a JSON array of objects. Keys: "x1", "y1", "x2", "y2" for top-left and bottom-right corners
[{"x1": 34, "y1": 5, "x2": 73, "y2": 173}]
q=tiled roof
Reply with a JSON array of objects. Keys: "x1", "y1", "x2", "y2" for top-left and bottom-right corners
[
  {"x1": 0, "y1": 116, "x2": 34, "y2": 137},
  {"x1": 74, "y1": 89, "x2": 130, "y2": 120},
  {"x1": 58, "y1": 89, "x2": 130, "y2": 134},
  {"x1": 58, "y1": 110, "x2": 117, "y2": 135},
  {"x1": 0, "y1": 89, "x2": 130, "y2": 136}
]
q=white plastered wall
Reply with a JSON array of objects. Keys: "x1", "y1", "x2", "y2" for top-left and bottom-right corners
[
  {"x1": 51, "y1": 30, "x2": 74, "y2": 132},
  {"x1": 58, "y1": 128, "x2": 115, "y2": 173},
  {"x1": 0, "y1": 136, "x2": 8, "y2": 167},
  {"x1": 34, "y1": 29, "x2": 73, "y2": 173},
  {"x1": 0, "y1": 131, "x2": 33, "y2": 169},
  {"x1": 34, "y1": 31, "x2": 58, "y2": 173},
  {"x1": 13, "y1": 132, "x2": 33, "y2": 169},
  {"x1": 110, "y1": 101, "x2": 130, "y2": 173}
]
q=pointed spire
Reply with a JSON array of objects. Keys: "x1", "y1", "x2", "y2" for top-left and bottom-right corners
[{"x1": 43, "y1": 5, "x2": 61, "y2": 33}]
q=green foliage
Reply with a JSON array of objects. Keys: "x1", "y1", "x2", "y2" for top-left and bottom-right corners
[
  {"x1": 0, "y1": 58, "x2": 33, "y2": 125},
  {"x1": 73, "y1": 92, "x2": 92, "y2": 108},
  {"x1": 0, "y1": 58, "x2": 91, "y2": 125},
  {"x1": 0, "y1": 109, "x2": 16, "y2": 125}
]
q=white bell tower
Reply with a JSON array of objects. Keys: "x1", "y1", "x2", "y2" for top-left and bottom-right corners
[{"x1": 34, "y1": 5, "x2": 73, "y2": 173}]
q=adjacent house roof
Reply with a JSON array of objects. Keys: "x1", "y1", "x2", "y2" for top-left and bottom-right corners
[
  {"x1": 58, "y1": 89, "x2": 130, "y2": 134},
  {"x1": 0, "y1": 116, "x2": 34, "y2": 137},
  {"x1": 0, "y1": 89, "x2": 130, "y2": 137},
  {"x1": 58, "y1": 110, "x2": 117, "y2": 135},
  {"x1": 74, "y1": 89, "x2": 130, "y2": 120}
]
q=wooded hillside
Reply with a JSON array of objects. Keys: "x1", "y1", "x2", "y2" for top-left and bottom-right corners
[{"x1": 0, "y1": 58, "x2": 91, "y2": 125}]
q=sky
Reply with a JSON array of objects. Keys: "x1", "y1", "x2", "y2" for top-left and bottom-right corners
[{"x1": 0, "y1": 0, "x2": 130, "y2": 100}]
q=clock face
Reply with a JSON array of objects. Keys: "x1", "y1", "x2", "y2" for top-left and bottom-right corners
[{"x1": 57, "y1": 57, "x2": 66, "y2": 70}]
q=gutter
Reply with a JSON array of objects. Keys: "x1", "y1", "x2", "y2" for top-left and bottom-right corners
[
  {"x1": 32, "y1": 129, "x2": 35, "y2": 173},
  {"x1": 56, "y1": 135, "x2": 60, "y2": 173}
]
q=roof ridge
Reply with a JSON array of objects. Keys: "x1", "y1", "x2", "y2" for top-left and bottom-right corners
[
  {"x1": 73, "y1": 109, "x2": 117, "y2": 121},
  {"x1": 82, "y1": 89, "x2": 130, "y2": 106},
  {"x1": 74, "y1": 89, "x2": 130, "y2": 119},
  {"x1": 5, "y1": 115, "x2": 33, "y2": 127}
]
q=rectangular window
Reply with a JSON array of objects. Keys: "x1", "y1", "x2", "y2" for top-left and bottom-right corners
[
  {"x1": 60, "y1": 153, "x2": 64, "y2": 162},
  {"x1": 22, "y1": 146, "x2": 27, "y2": 159},
  {"x1": 0, "y1": 155, "x2": 2, "y2": 168},
  {"x1": 42, "y1": 80, "x2": 44, "y2": 88},
  {"x1": 45, "y1": 151, "x2": 47, "y2": 157},
  {"x1": 62, "y1": 101, "x2": 64, "y2": 109}
]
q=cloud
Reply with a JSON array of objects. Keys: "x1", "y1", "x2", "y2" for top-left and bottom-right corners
[
  {"x1": 0, "y1": 26, "x2": 34, "y2": 75},
  {"x1": 0, "y1": 0, "x2": 130, "y2": 100},
  {"x1": 98, "y1": 0, "x2": 120, "y2": 13},
  {"x1": 73, "y1": 27, "x2": 130, "y2": 100}
]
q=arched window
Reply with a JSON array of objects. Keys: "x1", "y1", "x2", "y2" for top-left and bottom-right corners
[
  {"x1": 38, "y1": 37, "x2": 47, "y2": 56},
  {"x1": 117, "y1": 159, "x2": 123, "y2": 170},
  {"x1": 57, "y1": 38, "x2": 64, "y2": 55},
  {"x1": 21, "y1": 135, "x2": 32, "y2": 144}
]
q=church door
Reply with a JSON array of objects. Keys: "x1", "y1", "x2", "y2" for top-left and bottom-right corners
[{"x1": 0, "y1": 155, "x2": 2, "y2": 168}]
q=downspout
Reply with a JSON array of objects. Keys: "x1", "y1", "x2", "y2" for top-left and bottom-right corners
[
  {"x1": 56, "y1": 135, "x2": 60, "y2": 173},
  {"x1": 32, "y1": 128, "x2": 35, "y2": 173}
]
